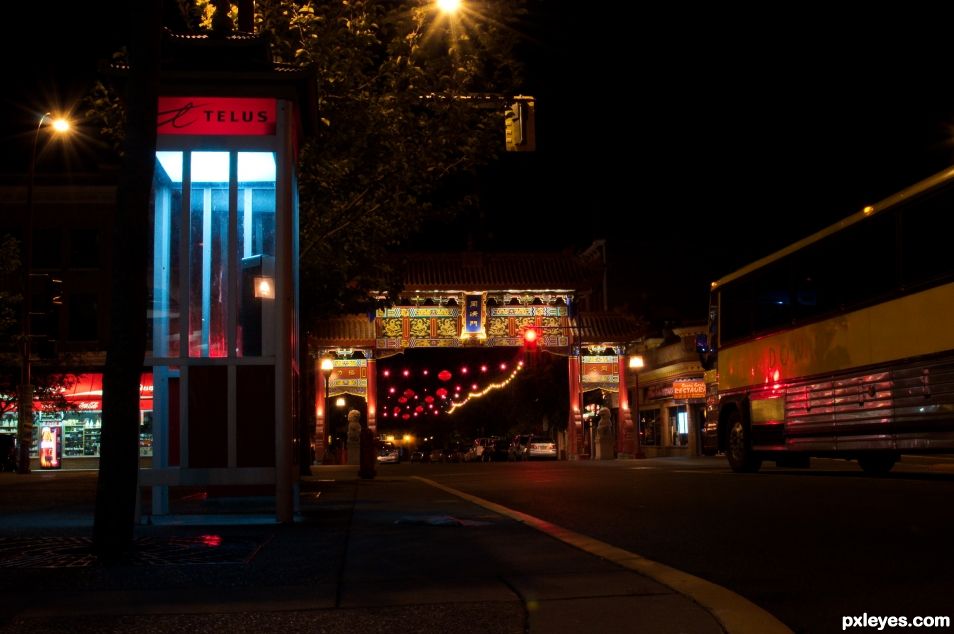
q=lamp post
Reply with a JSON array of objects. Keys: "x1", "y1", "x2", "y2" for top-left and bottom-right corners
[
  {"x1": 629, "y1": 354, "x2": 645, "y2": 459},
  {"x1": 17, "y1": 113, "x2": 70, "y2": 475},
  {"x1": 319, "y1": 356, "x2": 333, "y2": 462}
]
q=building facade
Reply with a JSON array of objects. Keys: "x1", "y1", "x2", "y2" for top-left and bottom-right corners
[{"x1": 629, "y1": 325, "x2": 708, "y2": 457}]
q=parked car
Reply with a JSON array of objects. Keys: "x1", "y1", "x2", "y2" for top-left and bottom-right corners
[
  {"x1": 409, "y1": 448, "x2": 427, "y2": 463},
  {"x1": 527, "y1": 436, "x2": 558, "y2": 459},
  {"x1": 509, "y1": 434, "x2": 531, "y2": 460},
  {"x1": 464, "y1": 438, "x2": 495, "y2": 462},
  {"x1": 377, "y1": 443, "x2": 400, "y2": 463},
  {"x1": 489, "y1": 439, "x2": 512, "y2": 462}
]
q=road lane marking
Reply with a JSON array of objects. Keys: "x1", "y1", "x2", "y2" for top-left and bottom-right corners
[{"x1": 413, "y1": 475, "x2": 792, "y2": 634}]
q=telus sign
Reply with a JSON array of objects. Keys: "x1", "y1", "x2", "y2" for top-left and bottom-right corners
[{"x1": 157, "y1": 97, "x2": 277, "y2": 135}]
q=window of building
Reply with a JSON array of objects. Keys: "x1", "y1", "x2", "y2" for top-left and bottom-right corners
[
  {"x1": 68, "y1": 228, "x2": 100, "y2": 268},
  {"x1": 67, "y1": 293, "x2": 98, "y2": 341},
  {"x1": 640, "y1": 408, "x2": 661, "y2": 446},
  {"x1": 669, "y1": 405, "x2": 688, "y2": 447},
  {"x1": 31, "y1": 228, "x2": 62, "y2": 269}
]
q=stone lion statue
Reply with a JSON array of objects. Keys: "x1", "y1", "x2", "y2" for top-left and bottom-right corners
[
  {"x1": 596, "y1": 407, "x2": 613, "y2": 439},
  {"x1": 347, "y1": 409, "x2": 362, "y2": 443}
]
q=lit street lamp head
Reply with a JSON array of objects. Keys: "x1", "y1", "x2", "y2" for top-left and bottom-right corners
[
  {"x1": 50, "y1": 117, "x2": 70, "y2": 133},
  {"x1": 436, "y1": 0, "x2": 461, "y2": 14}
]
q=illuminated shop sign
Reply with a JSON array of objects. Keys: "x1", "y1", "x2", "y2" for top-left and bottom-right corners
[
  {"x1": 39, "y1": 425, "x2": 62, "y2": 469},
  {"x1": 673, "y1": 380, "x2": 706, "y2": 399},
  {"x1": 157, "y1": 97, "x2": 277, "y2": 136}
]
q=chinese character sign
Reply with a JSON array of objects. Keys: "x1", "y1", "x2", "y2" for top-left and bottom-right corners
[{"x1": 464, "y1": 295, "x2": 483, "y2": 335}]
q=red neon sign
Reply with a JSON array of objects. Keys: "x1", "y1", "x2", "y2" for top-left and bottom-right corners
[{"x1": 157, "y1": 97, "x2": 277, "y2": 136}]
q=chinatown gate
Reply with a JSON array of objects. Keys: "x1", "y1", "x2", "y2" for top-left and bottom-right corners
[{"x1": 309, "y1": 252, "x2": 644, "y2": 461}]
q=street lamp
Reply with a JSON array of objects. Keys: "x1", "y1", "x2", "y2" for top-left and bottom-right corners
[
  {"x1": 629, "y1": 354, "x2": 645, "y2": 460},
  {"x1": 319, "y1": 356, "x2": 334, "y2": 462},
  {"x1": 436, "y1": 0, "x2": 461, "y2": 14},
  {"x1": 17, "y1": 113, "x2": 71, "y2": 475}
]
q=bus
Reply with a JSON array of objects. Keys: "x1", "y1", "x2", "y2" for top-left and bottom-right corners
[{"x1": 699, "y1": 166, "x2": 954, "y2": 474}]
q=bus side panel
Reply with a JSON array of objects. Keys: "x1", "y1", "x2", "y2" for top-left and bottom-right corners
[
  {"x1": 832, "y1": 371, "x2": 894, "y2": 452},
  {"x1": 892, "y1": 358, "x2": 954, "y2": 452},
  {"x1": 783, "y1": 380, "x2": 835, "y2": 452}
]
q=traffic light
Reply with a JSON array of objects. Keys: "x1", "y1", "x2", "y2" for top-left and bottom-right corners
[
  {"x1": 523, "y1": 326, "x2": 539, "y2": 351},
  {"x1": 28, "y1": 273, "x2": 62, "y2": 357},
  {"x1": 505, "y1": 96, "x2": 536, "y2": 152}
]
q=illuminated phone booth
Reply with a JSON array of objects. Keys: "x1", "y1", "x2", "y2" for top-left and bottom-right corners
[{"x1": 145, "y1": 51, "x2": 312, "y2": 522}]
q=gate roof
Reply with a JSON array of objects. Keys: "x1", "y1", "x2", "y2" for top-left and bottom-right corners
[{"x1": 398, "y1": 251, "x2": 595, "y2": 291}]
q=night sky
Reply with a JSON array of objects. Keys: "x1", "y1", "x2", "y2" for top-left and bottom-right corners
[{"x1": 6, "y1": 3, "x2": 954, "y2": 324}]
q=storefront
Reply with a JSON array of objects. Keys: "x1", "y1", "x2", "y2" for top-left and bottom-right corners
[
  {"x1": 0, "y1": 373, "x2": 153, "y2": 469},
  {"x1": 630, "y1": 326, "x2": 707, "y2": 457}
]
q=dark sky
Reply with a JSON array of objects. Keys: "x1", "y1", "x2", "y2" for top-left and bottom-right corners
[
  {"x1": 7, "y1": 3, "x2": 954, "y2": 324},
  {"x1": 491, "y1": 6, "x2": 954, "y2": 323}
]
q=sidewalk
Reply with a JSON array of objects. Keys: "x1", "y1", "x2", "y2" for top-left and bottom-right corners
[{"x1": 0, "y1": 467, "x2": 763, "y2": 633}]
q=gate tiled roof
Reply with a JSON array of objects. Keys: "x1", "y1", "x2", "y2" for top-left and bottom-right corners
[
  {"x1": 575, "y1": 312, "x2": 646, "y2": 344},
  {"x1": 309, "y1": 315, "x2": 376, "y2": 347},
  {"x1": 397, "y1": 251, "x2": 595, "y2": 291}
]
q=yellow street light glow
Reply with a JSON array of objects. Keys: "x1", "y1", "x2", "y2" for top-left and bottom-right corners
[
  {"x1": 51, "y1": 117, "x2": 70, "y2": 133},
  {"x1": 436, "y1": 0, "x2": 461, "y2": 13}
]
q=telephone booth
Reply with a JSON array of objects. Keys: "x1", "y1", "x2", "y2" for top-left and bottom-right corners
[{"x1": 143, "y1": 34, "x2": 313, "y2": 522}]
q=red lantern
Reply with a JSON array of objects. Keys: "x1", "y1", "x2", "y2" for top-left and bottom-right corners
[{"x1": 438, "y1": 370, "x2": 452, "y2": 382}]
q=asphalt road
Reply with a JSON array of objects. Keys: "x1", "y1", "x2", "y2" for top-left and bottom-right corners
[{"x1": 397, "y1": 455, "x2": 954, "y2": 634}]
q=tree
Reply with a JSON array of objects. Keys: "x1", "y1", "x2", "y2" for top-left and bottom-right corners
[
  {"x1": 92, "y1": 0, "x2": 162, "y2": 560},
  {"x1": 255, "y1": 0, "x2": 525, "y2": 321}
]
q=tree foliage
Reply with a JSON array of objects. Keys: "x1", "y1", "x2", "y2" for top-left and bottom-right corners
[{"x1": 256, "y1": 0, "x2": 526, "y2": 322}]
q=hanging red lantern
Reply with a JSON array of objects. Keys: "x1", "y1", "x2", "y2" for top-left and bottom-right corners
[
  {"x1": 398, "y1": 396, "x2": 407, "y2": 404},
  {"x1": 438, "y1": 370, "x2": 452, "y2": 382},
  {"x1": 424, "y1": 395, "x2": 434, "y2": 404}
]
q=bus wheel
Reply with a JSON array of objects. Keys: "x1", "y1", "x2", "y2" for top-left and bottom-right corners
[
  {"x1": 858, "y1": 453, "x2": 898, "y2": 475},
  {"x1": 726, "y1": 412, "x2": 761, "y2": 473}
]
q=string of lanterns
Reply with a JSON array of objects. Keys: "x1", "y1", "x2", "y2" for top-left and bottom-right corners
[{"x1": 379, "y1": 350, "x2": 525, "y2": 420}]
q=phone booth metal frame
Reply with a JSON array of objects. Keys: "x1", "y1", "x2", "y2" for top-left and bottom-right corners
[{"x1": 142, "y1": 71, "x2": 308, "y2": 523}]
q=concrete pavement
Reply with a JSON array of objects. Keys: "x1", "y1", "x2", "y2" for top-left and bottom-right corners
[{"x1": 0, "y1": 466, "x2": 789, "y2": 633}]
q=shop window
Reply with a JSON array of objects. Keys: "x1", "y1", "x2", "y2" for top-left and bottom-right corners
[
  {"x1": 669, "y1": 405, "x2": 688, "y2": 447},
  {"x1": 640, "y1": 408, "x2": 661, "y2": 446}
]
